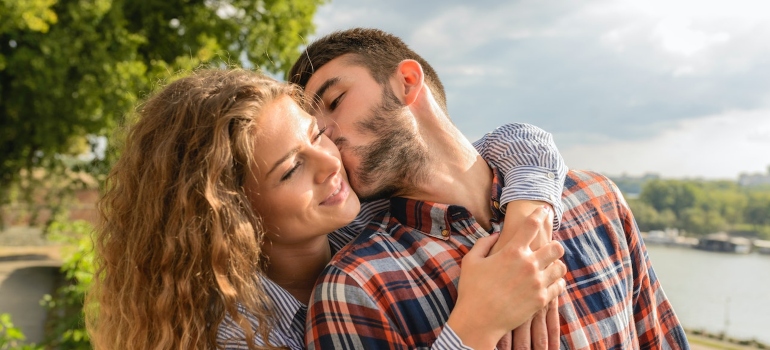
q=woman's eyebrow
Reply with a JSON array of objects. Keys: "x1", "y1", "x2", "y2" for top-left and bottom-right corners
[{"x1": 265, "y1": 118, "x2": 318, "y2": 176}]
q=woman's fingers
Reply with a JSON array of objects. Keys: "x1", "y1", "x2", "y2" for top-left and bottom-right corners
[
  {"x1": 531, "y1": 309, "x2": 548, "y2": 350},
  {"x1": 450, "y1": 206, "x2": 565, "y2": 348},
  {"x1": 534, "y1": 240, "x2": 565, "y2": 268},
  {"x1": 546, "y1": 278, "x2": 567, "y2": 302},
  {"x1": 513, "y1": 318, "x2": 533, "y2": 350},
  {"x1": 543, "y1": 259, "x2": 567, "y2": 286},
  {"x1": 546, "y1": 299, "x2": 560, "y2": 350}
]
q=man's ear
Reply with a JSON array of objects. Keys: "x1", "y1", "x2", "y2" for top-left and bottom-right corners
[{"x1": 395, "y1": 59, "x2": 424, "y2": 106}]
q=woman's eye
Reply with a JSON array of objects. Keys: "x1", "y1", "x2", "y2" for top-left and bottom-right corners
[
  {"x1": 281, "y1": 162, "x2": 302, "y2": 181},
  {"x1": 314, "y1": 127, "x2": 327, "y2": 143}
]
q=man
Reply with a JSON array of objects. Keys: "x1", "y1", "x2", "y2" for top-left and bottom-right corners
[{"x1": 289, "y1": 28, "x2": 689, "y2": 349}]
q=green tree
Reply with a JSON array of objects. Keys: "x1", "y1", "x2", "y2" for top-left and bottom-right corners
[
  {"x1": 710, "y1": 190, "x2": 747, "y2": 224},
  {"x1": 745, "y1": 193, "x2": 770, "y2": 231},
  {"x1": 1, "y1": 0, "x2": 323, "y2": 224},
  {"x1": 0, "y1": 0, "x2": 58, "y2": 36},
  {"x1": 627, "y1": 198, "x2": 675, "y2": 232},
  {"x1": 635, "y1": 177, "x2": 770, "y2": 235},
  {"x1": 677, "y1": 204, "x2": 727, "y2": 235},
  {"x1": 640, "y1": 180, "x2": 702, "y2": 219}
]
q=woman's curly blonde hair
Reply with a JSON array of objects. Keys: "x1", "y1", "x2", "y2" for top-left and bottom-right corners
[{"x1": 87, "y1": 68, "x2": 298, "y2": 349}]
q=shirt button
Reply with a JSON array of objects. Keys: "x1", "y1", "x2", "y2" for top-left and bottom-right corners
[
  {"x1": 493, "y1": 201, "x2": 500, "y2": 209},
  {"x1": 441, "y1": 229, "x2": 450, "y2": 237},
  {"x1": 546, "y1": 172, "x2": 555, "y2": 179}
]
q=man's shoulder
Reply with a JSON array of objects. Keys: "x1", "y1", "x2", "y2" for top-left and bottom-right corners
[
  {"x1": 316, "y1": 223, "x2": 413, "y2": 299},
  {"x1": 561, "y1": 169, "x2": 626, "y2": 210},
  {"x1": 564, "y1": 169, "x2": 615, "y2": 186},
  {"x1": 563, "y1": 169, "x2": 622, "y2": 195},
  {"x1": 324, "y1": 211, "x2": 401, "y2": 279}
]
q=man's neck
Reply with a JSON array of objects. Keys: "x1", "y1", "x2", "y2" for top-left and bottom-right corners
[
  {"x1": 263, "y1": 236, "x2": 332, "y2": 304},
  {"x1": 398, "y1": 118, "x2": 495, "y2": 230}
]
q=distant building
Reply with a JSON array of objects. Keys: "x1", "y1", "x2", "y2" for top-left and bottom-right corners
[
  {"x1": 754, "y1": 240, "x2": 770, "y2": 255},
  {"x1": 695, "y1": 233, "x2": 752, "y2": 254},
  {"x1": 642, "y1": 228, "x2": 697, "y2": 248},
  {"x1": 738, "y1": 166, "x2": 770, "y2": 187}
]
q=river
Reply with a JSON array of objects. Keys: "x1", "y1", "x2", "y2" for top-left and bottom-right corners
[{"x1": 646, "y1": 244, "x2": 770, "y2": 344}]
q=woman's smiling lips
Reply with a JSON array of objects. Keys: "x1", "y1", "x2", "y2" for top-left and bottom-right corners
[{"x1": 320, "y1": 177, "x2": 349, "y2": 206}]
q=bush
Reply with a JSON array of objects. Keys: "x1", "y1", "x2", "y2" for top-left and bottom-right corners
[
  {"x1": 40, "y1": 220, "x2": 95, "y2": 349},
  {"x1": 0, "y1": 219, "x2": 93, "y2": 350},
  {"x1": 0, "y1": 313, "x2": 42, "y2": 350}
]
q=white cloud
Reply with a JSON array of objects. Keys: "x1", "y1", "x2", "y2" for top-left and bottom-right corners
[
  {"x1": 313, "y1": 6, "x2": 382, "y2": 36},
  {"x1": 653, "y1": 17, "x2": 730, "y2": 56},
  {"x1": 560, "y1": 109, "x2": 770, "y2": 179},
  {"x1": 619, "y1": 0, "x2": 770, "y2": 22},
  {"x1": 672, "y1": 65, "x2": 695, "y2": 77},
  {"x1": 311, "y1": 0, "x2": 770, "y2": 178}
]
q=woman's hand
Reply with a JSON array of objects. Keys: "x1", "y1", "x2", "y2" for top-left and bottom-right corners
[
  {"x1": 446, "y1": 206, "x2": 566, "y2": 350},
  {"x1": 495, "y1": 200, "x2": 561, "y2": 350}
]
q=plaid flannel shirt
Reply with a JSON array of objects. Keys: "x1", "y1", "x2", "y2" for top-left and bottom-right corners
[
  {"x1": 217, "y1": 123, "x2": 567, "y2": 349},
  {"x1": 306, "y1": 170, "x2": 689, "y2": 350}
]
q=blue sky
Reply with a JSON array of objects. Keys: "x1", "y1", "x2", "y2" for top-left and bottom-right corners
[{"x1": 308, "y1": 0, "x2": 770, "y2": 179}]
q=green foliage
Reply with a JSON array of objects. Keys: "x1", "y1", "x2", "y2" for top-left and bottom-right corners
[
  {"x1": 745, "y1": 193, "x2": 770, "y2": 229},
  {"x1": 0, "y1": 221, "x2": 94, "y2": 350},
  {"x1": 1, "y1": 1, "x2": 324, "y2": 346},
  {"x1": 0, "y1": 0, "x2": 58, "y2": 34},
  {"x1": 0, "y1": 0, "x2": 324, "y2": 214},
  {"x1": 640, "y1": 180, "x2": 700, "y2": 219},
  {"x1": 39, "y1": 220, "x2": 95, "y2": 349},
  {"x1": 0, "y1": 313, "x2": 42, "y2": 350},
  {"x1": 679, "y1": 206, "x2": 727, "y2": 235},
  {"x1": 1, "y1": 0, "x2": 324, "y2": 346},
  {"x1": 634, "y1": 178, "x2": 770, "y2": 236},
  {"x1": 627, "y1": 198, "x2": 675, "y2": 232}
]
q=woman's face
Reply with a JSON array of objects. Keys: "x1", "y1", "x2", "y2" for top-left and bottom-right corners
[{"x1": 244, "y1": 96, "x2": 360, "y2": 246}]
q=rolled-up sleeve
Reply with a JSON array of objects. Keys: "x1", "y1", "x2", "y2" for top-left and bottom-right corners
[{"x1": 473, "y1": 123, "x2": 568, "y2": 230}]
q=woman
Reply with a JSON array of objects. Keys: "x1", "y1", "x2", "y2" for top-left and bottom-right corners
[{"x1": 86, "y1": 68, "x2": 566, "y2": 349}]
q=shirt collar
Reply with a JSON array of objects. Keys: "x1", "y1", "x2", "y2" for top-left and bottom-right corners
[
  {"x1": 388, "y1": 165, "x2": 505, "y2": 240},
  {"x1": 262, "y1": 276, "x2": 305, "y2": 321}
]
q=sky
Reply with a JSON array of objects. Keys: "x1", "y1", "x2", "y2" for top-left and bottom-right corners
[{"x1": 308, "y1": 0, "x2": 770, "y2": 179}]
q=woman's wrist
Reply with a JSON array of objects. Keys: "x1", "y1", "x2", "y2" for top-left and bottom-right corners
[{"x1": 446, "y1": 307, "x2": 503, "y2": 350}]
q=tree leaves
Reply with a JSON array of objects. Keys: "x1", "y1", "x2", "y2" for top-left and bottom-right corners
[
  {"x1": 629, "y1": 178, "x2": 770, "y2": 236},
  {"x1": 0, "y1": 0, "x2": 323, "y2": 207}
]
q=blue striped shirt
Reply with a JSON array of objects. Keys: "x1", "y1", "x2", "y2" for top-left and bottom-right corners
[{"x1": 216, "y1": 123, "x2": 567, "y2": 349}]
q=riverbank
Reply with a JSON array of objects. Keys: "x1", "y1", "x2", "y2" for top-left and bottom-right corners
[{"x1": 687, "y1": 329, "x2": 769, "y2": 349}]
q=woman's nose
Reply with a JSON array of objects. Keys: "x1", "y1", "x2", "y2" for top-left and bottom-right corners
[{"x1": 314, "y1": 147, "x2": 342, "y2": 184}]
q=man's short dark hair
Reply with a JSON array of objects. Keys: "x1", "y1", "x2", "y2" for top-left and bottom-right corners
[{"x1": 288, "y1": 28, "x2": 447, "y2": 113}]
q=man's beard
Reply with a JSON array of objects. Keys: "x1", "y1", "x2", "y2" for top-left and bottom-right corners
[{"x1": 350, "y1": 85, "x2": 429, "y2": 202}]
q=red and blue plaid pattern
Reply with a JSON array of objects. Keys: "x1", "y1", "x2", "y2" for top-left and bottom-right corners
[
  {"x1": 555, "y1": 171, "x2": 688, "y2": 349},
  {"x1": 306, "y1": 170, "x2": 688, "y2": 349}
]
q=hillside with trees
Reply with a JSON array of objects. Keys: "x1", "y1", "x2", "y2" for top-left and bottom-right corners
[{"x1": 618, "y1": 176, "x2": 770, "y2": 238}]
